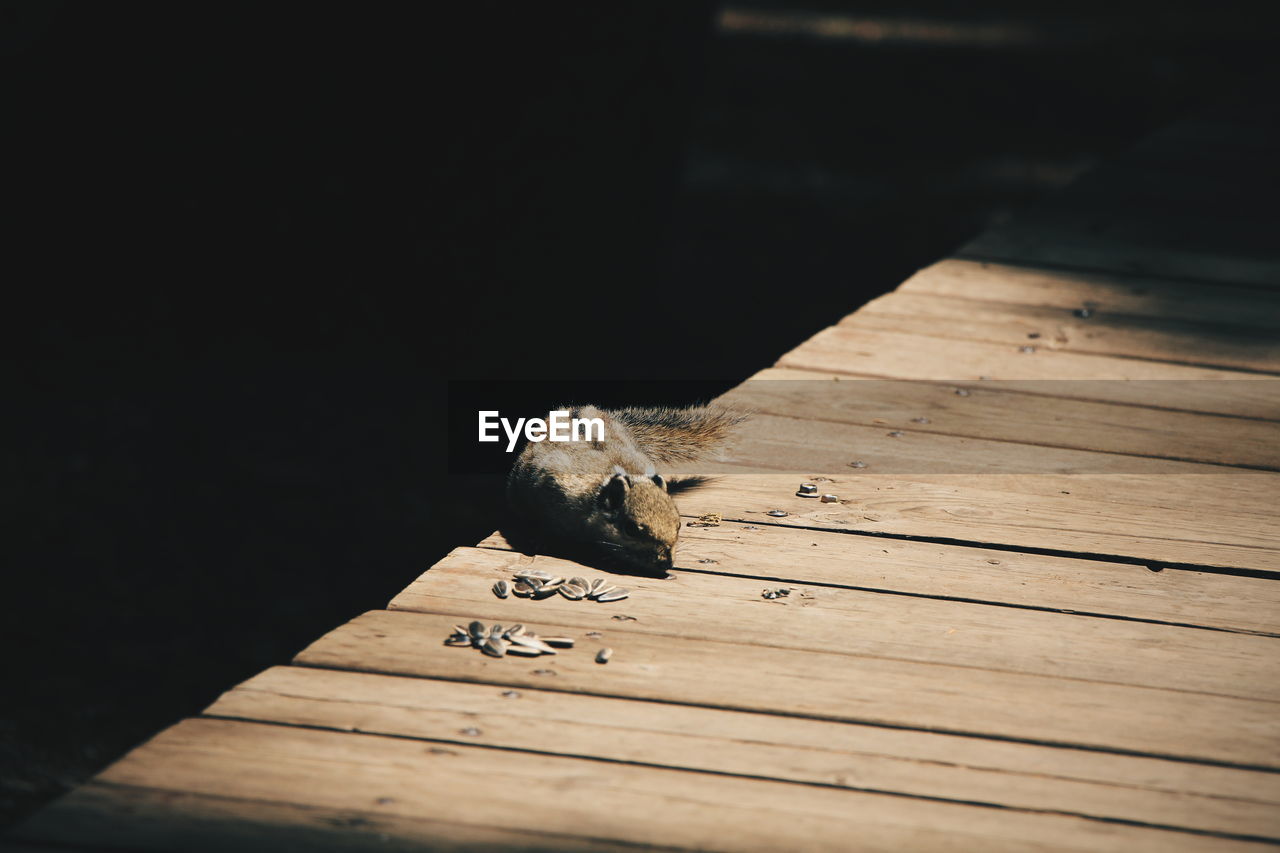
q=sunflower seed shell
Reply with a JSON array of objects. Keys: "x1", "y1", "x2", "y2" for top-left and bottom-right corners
[{"x1": 508, "y1": 634, "x2": 557, "y2": 654}]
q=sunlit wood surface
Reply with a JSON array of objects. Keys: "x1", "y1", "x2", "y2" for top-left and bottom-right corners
[{"x1": 9, "y1": 104, "x2": 1279, "y2": 851}]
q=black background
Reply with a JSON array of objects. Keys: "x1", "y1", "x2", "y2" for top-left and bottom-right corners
[{"x1": 3, "y1": 0, "x2": 1275, "y2": 827}]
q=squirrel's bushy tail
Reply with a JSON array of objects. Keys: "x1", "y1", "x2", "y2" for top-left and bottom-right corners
[{"x1": 608, "y1": 405, "x2": 748, "y2": 464}]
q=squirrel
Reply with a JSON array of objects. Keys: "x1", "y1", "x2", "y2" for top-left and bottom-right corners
[{"x1": 506, "y1": 404, "x2": 746, "y2": 573}]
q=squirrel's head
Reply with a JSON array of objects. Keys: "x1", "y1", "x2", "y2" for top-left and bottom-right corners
[{"x1": 596, "y1": 466, "x2": 679, "y2": 571}]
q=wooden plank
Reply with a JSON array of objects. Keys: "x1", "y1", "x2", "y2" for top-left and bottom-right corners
[
  {"x1": 959, "y1": 222, "x2": 1280, "y2": 288},
  {"x1": 387, "y1": 547, "x2": 1280, "y2": 699},
  {"x1": 718, "y1": 410, "x2": 1245, "y2": 475},
  {"x1": 204, "y1": 665, "x2": 1280, "y2": 840},
  {"x1": 294, "y1": 610, "x2": 1280, "y2": 768},
  {"x1": 20, "y1": 717, "x2": 1263, "y2": 852},
  {"x1": 898, "y1": 260, "x2": 1280, "y2": 329},
  {"x1": 12, "y1": 782, "x2": 647, "y2": 853},
  {"x1": 477, "y1": 522, "x2": 1280, "y2": 635},
  {"x1": 720, "y1": 367, "x2": 1280, "y2": 469},
  {"x1": 849, "y1": 291, "x2": 1280, "y2": 374},
  {"x1": 776, "y1": 326, "x2": 1280, "y2": 418},
  {"x1": 666, "y1": 471, "x2": 1280, "y2": 572}
]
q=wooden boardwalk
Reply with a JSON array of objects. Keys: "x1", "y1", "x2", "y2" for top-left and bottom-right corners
[{"x1": 10, "y1": 107, "x2": 1280, "y2": 851}]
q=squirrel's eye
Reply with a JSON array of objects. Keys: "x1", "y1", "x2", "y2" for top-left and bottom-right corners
[{"x1": 622, "y1": 519, "x2": 643, "y2": 538}]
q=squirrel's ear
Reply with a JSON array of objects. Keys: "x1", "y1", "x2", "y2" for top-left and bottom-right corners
[
  {"x1": 600, "y1": 471, "x2": 630, "y2": 510},
  {"x1": 642, "y1": 465, "x2": 667, "y2": 492}
]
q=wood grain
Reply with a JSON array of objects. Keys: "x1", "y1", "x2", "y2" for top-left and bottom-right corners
[
  {"x1": 776, "y1": 326, "x2": 1278, "y2": 418},
  {"x1": 666, "y1": 470, "x2": 1280, "y2": 572},
  {"x1": 849, "y1": 290, "x2": 1280, "y2": 373},
  {"x1": 294, "y1": 609, "x2": 1280, "y2": 768},
  {"x1": 12, "y1": 781, "x2": 659, "y2": 853},
  {"x1": 960, "y1": 221, "x2": 1280, "y2": 289},
  {"x1": 897, "y1": 260, "x2": 1280, "y2": 329},
  {"x1": 477, "y1": 522, "x2": 1280, "y2": 635},
  {"x1": 15, "y1": 106, "x2": 1280, "y2": 853},
  {"x1": 720, "y1": 366, "x2": 1280, "y2": 469},
  {"x1": 201, "y1": 665, "x2": 1280, "y2": 840},
  {"x1": 719, "y1": 410, "x2": 1232, "y2": 475},
  {"x1": 24, "y1": 718, "x2": 1267, "y2": 852},
  {"x1": 388, "y1": 546, "x2": 1280, "y2": 698},
  {"x1": 776, "y1": 326, "x2": 1280, "y2": 418}
]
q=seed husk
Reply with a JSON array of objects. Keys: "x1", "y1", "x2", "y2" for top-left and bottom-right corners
[
  {"x1": 508, "y1": 634, "x2": 557, "y2": 654},
  {"x1": 589, "y1": 582, "x2": 617, "y2": 600},
  {"x1": 596, "y1": 648, "x2": 613, "y2": 664},
  {"x1": 505, "y1": 624, "x2": 525, "y2": 638},
  {"x1": 505, "y1": 645, "x2": 544, "y2": 657},
  {"x1": 588, "y1": 578, "x2": 607, "y2": 595},
  {"x1": 444, "y1": 636, "x2": 472, "y2": 647},
  {"x1": 596, "y1": 588, "x2": 630, "y2": 602},
  {"x1": 559, "y1": 583, "x2": 588, "y2": 600},
  {"x1": 468, "y1": 621, "x2": 487, "y2": 641},
  {"x1": 512, "y1": 581, "x2": 536, "y2": 598},
  {"x1": 489, "y1": 624, "x2": 504, "y2": 637},
  {"x1": 540, "y1": 636, "x2": 576, "y2": 648},
  {"x1": 492, "y1": 579, "x2": 511, "y2": 599},
  {"x1": 569, "y1": 576, "x2": 588, "y2": 589},
  {"x1": 513, "y1": 568, "x2": 553, "y2": 581},
  {"x1": 481, "y1": 636, "x2": 507, "y2": 657}
]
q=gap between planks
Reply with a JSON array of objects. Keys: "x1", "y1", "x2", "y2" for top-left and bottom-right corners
[
  {"x1": 718, "y1": 409, "x2": 1280, "y2": 475},
  {"x1": 721, "y1": 366, "x2": 1280, "y2": 470},
  {"x1": 11, "y1": 779, "x2": 661, "y2": 853},
  {"x1": 476, "y1": 524, "x2": 1280, "y2": 636},
  {"x1": 896, "y1": 260, "x2": 1280, "y2": 330},
  {"x1": 396, "y1": 546, "x2": 1280, "y2": 700},
  {"x1": 16, "y1": 717, "x2": 1272, "y2": 853},
  {"x1": 848, "y1": 291, "x2": 1280, "y2": 375},
  {"x1": 774, "y1": 326, "x2": 1280, "y2": 420},
  {"x1": 197, "y1": 665, "x2": 1280, "y2": 843},
  {"x1": 664, "y1": 470, "x2": 1280, "y2": 572},
  {"x1": 292, "y1": 609, "x2": 1280, "y2": 771}
]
